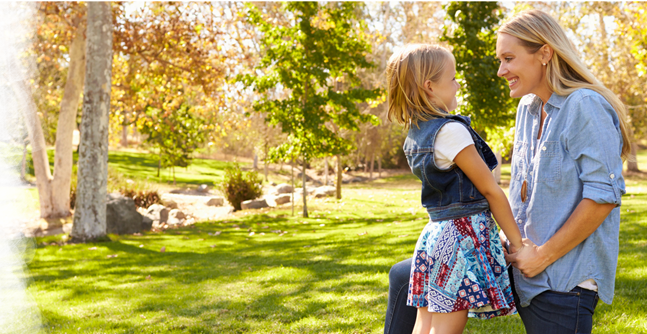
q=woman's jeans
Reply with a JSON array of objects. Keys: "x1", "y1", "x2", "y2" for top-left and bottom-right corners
[
  {"x1": 383, "y1": 260, "x2": 599, "y2": 334},
  {"x1": 384, "y1": 258, "x2": 416, "y2": 334}
]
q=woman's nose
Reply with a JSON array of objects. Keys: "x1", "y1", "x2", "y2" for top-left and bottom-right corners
[{"x1": 497, "y1": 63, "x2": 506, "y2": 77}]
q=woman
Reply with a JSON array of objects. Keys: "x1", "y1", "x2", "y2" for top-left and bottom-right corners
[{"x1": 383, "y1": 9, "x2": 628, "y2": 334}]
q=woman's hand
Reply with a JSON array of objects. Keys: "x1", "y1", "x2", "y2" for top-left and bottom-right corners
[{"x1": 505, "y1": 238, "x2": 551, "y2": 278}]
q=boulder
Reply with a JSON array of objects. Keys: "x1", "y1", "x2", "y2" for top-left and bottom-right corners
[
  {"x1": 141, "y1": 215, "x2": 153, "y2": 231},
  {"x1": 275, "y1": 194, "x2": 292, "y2": 205},
  {"x1": 205, "y1": 196, "x2": 224, "y2": 207},
  {"x1": 197, "y1": 184, "x2": 209, "y2": 193},
  {"x1": 241, "y1": 199, "x2": 269, "y2": 210},
  {"x1": 167, "y1": 209, "x2": 186, "y2": 226},
  {"x1": 147, "y1": 204, "x2": 169, "y2": 224},
  {"x1": 275, "y1": 183, "x2": 294, "y2": 194},
  {"x1": 162, "y1": 199, "x2": 178, "y2": 210},
  {"x1": 106, "y1": 193, "x2": 144, "y2": 235},
  {"x1": 314, "y1": 185, "x2": 336, "y2": 198}
]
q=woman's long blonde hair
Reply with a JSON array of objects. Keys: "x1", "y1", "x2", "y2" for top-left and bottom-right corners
[
  {"x1": 386, "y1": 44, "x2": 454, "y2": 128},
  {"x1": 500, "y1": 9, "x2": 630, "y2": 159}
]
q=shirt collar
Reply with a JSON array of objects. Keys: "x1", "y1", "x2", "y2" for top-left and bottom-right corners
[{"x1": 528, "y1": 92, "x2": 566, "y2": 116}]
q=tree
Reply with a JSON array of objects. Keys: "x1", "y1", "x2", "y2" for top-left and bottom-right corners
[
  {"x1": 140, "y1": 104, "x2": 207, "y2": 184},
  {"x1": 71, "y1": 2, "x2": 113, "y2": 242},
  {"x1": 26, "y1": 3, "x2": 86, "y2": 218},
  {"x1": 244, "y1": 2, "x2": 382, "y2": 217},
  {"x1": 442, "y1": 2, "x2": 517, "y2": 180}
]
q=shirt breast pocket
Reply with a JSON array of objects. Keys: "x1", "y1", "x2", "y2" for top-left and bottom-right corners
[
  {"x1": 535, "y1": 141, "x2": 562, "y2": 183},
  {"x1": 512, "y1": 141, "x2": 528, "y2": 181}
]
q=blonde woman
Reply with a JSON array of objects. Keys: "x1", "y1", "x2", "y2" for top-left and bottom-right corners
[{"x1": 383, "y1": 10, "x2": 627, "y2": 334}]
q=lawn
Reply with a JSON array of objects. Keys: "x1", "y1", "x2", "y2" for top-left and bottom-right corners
[{"x1": 22, "y1": 150, "x2": 647, "y2": 333}]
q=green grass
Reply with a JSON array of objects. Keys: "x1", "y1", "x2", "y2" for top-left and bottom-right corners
[{"x1": 23, "y1": 150, "x2": 647, "y2": 333}]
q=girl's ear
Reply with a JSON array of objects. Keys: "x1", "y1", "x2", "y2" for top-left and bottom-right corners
[{"x1": 424, "y1": 79, "x2": 433, "y2": 92}]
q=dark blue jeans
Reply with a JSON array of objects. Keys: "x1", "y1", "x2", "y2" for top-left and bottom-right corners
[
  {"x1": 511, "y1": 269, "x2": 599, "y2": 334},
  {"x1": 384, "y1": 258, "x2": 416, "y2": 334},
  {"x1": 384, "y1": 260, "x2": 599, "y2": 334}
]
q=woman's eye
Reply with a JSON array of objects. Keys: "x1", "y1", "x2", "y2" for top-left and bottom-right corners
[{"x1": 505, "y1": 57, "x2": 512, "y2": 63}]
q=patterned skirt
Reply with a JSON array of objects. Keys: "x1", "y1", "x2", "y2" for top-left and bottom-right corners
[{"x1": 406, "y1": 210, "x2": 516, "y2": 319}]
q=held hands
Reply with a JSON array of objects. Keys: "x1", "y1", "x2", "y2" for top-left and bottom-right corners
[{"x1": 504, "y1": 238, "x2": 551, "y2": 278}]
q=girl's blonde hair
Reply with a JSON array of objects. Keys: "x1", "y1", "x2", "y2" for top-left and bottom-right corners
[
  {"x1": 500, "y1": 9, "x2": 631, "y2": 159},
  {"x1": 386, "y1": 44, "x2": 454, "y2": 128}
]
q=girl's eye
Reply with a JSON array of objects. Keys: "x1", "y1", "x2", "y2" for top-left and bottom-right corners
[{"x1": 505, "y1": 57, "x2": 513, "y2": 63}]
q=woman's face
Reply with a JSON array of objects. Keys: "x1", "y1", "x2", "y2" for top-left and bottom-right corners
[
  {"x1": 496, "y1": 33, "x2": 550, "y2": 100},
  {"x1": 427, "y1": 60, "x2": 460, "y2": 112}
]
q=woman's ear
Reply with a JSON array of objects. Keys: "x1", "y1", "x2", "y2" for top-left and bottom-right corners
[{"x1": 540, "y1": 44, "x2": 554, "y2": 64}]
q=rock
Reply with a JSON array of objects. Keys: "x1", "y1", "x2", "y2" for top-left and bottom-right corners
[
  {"x1": 275, "y1": 194, "x2": 292, "y2": 205},
  {"x1": 314, "y1": 185, "x2": 336, "y2": 198},
  {"x1": 147, "y1": 204, "x2": 169, "y2": 224},
  {"x1": 295, "y1": 187, "x2": 315, "y2": 195},
  {"x1": 241, "y1": 199, "x2": 269, "y2": 210},
  {"x1": 162, "y1": 199, "x2": 178, "y2": 210},
  {"x1": 275, "y1": 183, "x2": 294, "y2": 194},
  {"x1": 106, "y1": 193, "x2": 144, "y2": 235},
  {"x1": 205, "y1": 197, "x2": 224, "y2": 206},
  {"x1": 141, "y1": 215, "x2": 153, "y2": 231},
  {"x1": 167, "y1": 209, "x2": 186, "y2": 226},
  {"x1": 9, "y1": 231, "x2": 25, "y2": 239},
  {"x1": 197, "y1": 184, "x2": 209, "y2": 193},
  {"x1": 270, "y1": 182, "x2": 277, "y2": 186}
]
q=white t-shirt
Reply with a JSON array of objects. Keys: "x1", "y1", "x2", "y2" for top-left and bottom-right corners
[{"x1": 434, "y1": 122, "x2": 474, "y2": 169}]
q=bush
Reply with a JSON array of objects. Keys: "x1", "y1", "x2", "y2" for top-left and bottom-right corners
[
  {"x1": 219, "y1": 165, "x2": 263, "y2": 211},
  {"x1": 120, "y1": 189, "x2": 162, "y2": 209}
]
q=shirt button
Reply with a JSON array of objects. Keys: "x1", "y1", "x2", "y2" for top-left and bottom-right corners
[
  {"x1": 610, "y1": 173, "x2": 615, "y2": 179},
  {"x1": 517, "y1": 219, "x2": 522, "y2": 223},
  {"x1": 542, "y1": 146, "x2": 547, "y2": 151}
]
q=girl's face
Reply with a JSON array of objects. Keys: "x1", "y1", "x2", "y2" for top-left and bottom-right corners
[
  {"x1": 427, "y1": 60, "x2": 460, "y2": 112},
  {"x1": 496, "y1": 33, "x2": 551, "y2": 101}
]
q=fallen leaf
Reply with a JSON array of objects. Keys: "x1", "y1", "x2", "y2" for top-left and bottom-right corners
[
  {"x1": 262, "y1": 226, "x2": 269, "y2": 229},
  {"x1": 88, "y1": 247, "x2": 97, "y2": 250},
  {"x1": 210, "y1": 245, "x2": 216, "y2": 248},
  {"x1": 260, "y1": 232, "x2": 265, "y2": 236},
  {"x1": 358, "y1": 231, "x2": 368, "y2": 236},
  {"x1": 160, "y1": 246, "x2": 166, "y2": 253},
  {"x1": 249, "y1": 232, "x2": 255, "y2": 236},
  {"x1": 145, "y1": 275, "x2": 151, "y2": 280},
  {"x1": 214, "y1": 231, "x2": 221, "y2": 236},
  {"x1": 398, "y1": 234, "x2": 409, "y2": 238},
  {"x1": 107, "y1": 254, "x2": 118, "y2": 258}
]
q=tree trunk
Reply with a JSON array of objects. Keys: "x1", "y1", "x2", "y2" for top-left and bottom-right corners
[
  {"x1": 369, "y1": 152, "x2": 374, "y2": 180},
  {"x1": 291, "y1": 160, "x2": 295, "y2": 216},
  {"x1": 16, "y1": 80, "x2": 54, "y2": 217},
  {"x1": 336, "y1": 154, "x2": 342, "y2": 199},
  {"x1": 71, "y1": 2, "x2": 113, "y2": 242},
  {"x1": 51, "y1": 20, "x2": 87, "y2": 218},
  {"x1": 20, "y1": 139, "x2": 27, "y2": 182},
  {"x1": 302, "y1": 158, "x2": 308, "y2": 218},
  {"x1": 494, "y1": 151, "x2": 502, "y2": 184},
  {"x1": 378, "y1": 156, "x2": 382, "y2": 178},
  {"x1": 627, "y1": 142, "x2": 640, "y2": 172},
  {"x1": 121, "y1": 121, "x2": 128, "y2": 147},
  {"x1": 324, "y1": 156, "x2": 329, "y2": 186}
]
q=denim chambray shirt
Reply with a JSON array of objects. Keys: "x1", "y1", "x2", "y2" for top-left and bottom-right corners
[{"x1": 510, "y1": 88, "x2": 625, "y2": 307}]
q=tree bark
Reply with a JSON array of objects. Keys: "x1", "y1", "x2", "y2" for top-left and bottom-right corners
[
  {"x1": 71, "y1": 2, "x2": 113, "y2": 242},
  {"x1": 302, "y1": 157, "x2": 308, "y2": 218},
  {"x1": 369, "y1": 151, "x2": 374, "y2": 180},
  {"x1": 627, "y1": 142, "x2": 640, "y2": 172},
  {"x1": 291, "y1": 160, "x2": 295, "y2": 216},
  {"x1": 336, "y1": 154, "x2": 342, "y2": 199},
  {"x1": 15, "y1": 80, "x2": 54, "y2": 217},
  {"x1": 51, "y1": 21, "x2": 87, "y2": 217},
  {"x1": 324, "y1": 156, "x2": 328, "y2": 186}
]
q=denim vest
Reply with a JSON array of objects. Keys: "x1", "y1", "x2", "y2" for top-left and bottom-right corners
[{"x1": 403, "y1": 114, "x2": 498, "y2": 221}]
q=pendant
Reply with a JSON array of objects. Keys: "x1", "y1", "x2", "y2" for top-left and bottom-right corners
[{"x1": 521, "y1": 180, "x2": 528, "y2": 203}]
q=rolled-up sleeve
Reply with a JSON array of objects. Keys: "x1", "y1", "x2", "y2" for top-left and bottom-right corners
[{"x1": 564, "y1": 94, "x2": 626, "y2": 205}]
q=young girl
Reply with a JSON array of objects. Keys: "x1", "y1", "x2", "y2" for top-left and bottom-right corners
[{"x1": 386, "y1": 44, "x2": 524, "y2": 334}]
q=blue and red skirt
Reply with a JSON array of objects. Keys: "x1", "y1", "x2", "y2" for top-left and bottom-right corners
[{"x1": 406, "y1": 210, "x2": 516, "y2": 319}]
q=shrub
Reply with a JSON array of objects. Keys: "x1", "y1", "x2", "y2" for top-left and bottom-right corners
[
  {"x1": 120, "y1": 189, "x2": 162, "y2": 209},
  {"x1": 219, "y1": 165, "x2": 263, "y2": 211}
]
